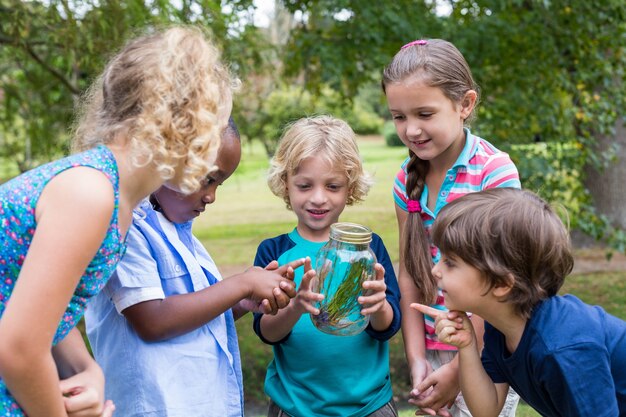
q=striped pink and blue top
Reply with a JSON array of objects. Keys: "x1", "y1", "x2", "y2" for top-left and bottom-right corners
[{"x1": 393, "y1": 129, "x2": 521, "y2": 350}]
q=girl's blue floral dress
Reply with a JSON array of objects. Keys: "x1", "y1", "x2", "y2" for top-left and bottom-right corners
[{"x1": 0, "y1": 145, "x2": 126, "y2": 416}]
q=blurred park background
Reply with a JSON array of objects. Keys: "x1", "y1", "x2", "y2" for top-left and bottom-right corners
[
  {"x1": 1, "y1": 1, "x2": 625, "y2": 415},
  {"x1": 1, "y1": 0, "x2": 625, "y2": 253}
]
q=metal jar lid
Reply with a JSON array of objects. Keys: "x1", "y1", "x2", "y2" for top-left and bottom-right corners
[{"x1": 329, "y1": 222, "x2": 372, "y2": 244}]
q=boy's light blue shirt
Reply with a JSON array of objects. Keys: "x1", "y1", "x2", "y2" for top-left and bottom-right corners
[{"x1": 85, "y1": 199, "x2": 243, "y2": 417}]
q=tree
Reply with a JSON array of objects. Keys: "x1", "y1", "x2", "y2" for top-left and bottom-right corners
[
  {"x1": 447, "y1": 0, "x2": 626, "y2": 251},
  {"x1": 280, "y1": 0, "x2": 442, "y2": 96},
  {"x1": 0, "y1": 0, "x2": 268, "y2": 172},
  {"x1": 277, "y1": 0, "x2": 626, "y2": 251},
  {"x1": 2, "y1": 0, "x2": 625, "y2": 250}
]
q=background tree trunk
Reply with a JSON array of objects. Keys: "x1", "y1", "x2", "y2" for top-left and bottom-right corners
[{"x1": 584, "y1": 118, "x2": 626, "y2": 231}]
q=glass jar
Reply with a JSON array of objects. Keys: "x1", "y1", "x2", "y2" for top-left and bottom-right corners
[{"x1": 311, "y1": 222, "x2": 377, "y2": 336}]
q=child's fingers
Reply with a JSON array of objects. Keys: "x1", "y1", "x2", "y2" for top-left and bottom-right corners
[
  {"x1": 262, "y1": 298, "x2": 279, "y2": 315},
  {"x1": 410, "y1": 303, "x2": 444, "y2": 318},
  {"x1": 289, "y1": 257, "x2": 306, "y2": 270},
  {"x1": 299, "y1": 300, "x2": 321, "y2": 316},
  {"x1": 101, "y1": 400, "x2": 116, "y2": 417},
  {"x1": 360, "y1": 303, "x2": 384, "y2": 316},
  {"x1": 412, "y1": 380, "x2": 453, "y2": 415},
  {"x1": 63, "y1": 386, "x2": 116, "y2": 417},
  {"x1": 303, "y1": 256, "x2": 312, "y2": 272},
  {"x1": 373, "y1": 263, "x2": 385, "y2": 280},
  {"x1": 62, "y1": 386, "x2": 91, "y2": 413},
  {"x1": 263, "y1": 260, "x2": 279, "y2": 271},
  {"x1": 299, "y1": 269, "x2": 317, "y2": 291},
  {"x1": 437, "y1": 323, "x2": 458, "y2": 342},
  {"x1": 273, "y1": 287, "x2": 293, "y2": 309},
  {"x1": 298, "y1": 269, "x2": 324, "y2": 294},
  {"x1": 265, "y1": 294, "x2": 278, "y2": 314},
  {"x1": 273, "y1": 258, "x2": 306, "y2": 276},
  {"x1": 410, "y1": 405, "x2": 438, "y2": 416},
  {"x1": 414, "y1": 374, "x2": 437, "y2": 398},
  {"x1": 284, "y1": 266, "x2": 295, "y2": 281},
  {"x1": 358, "y1": 290, "x2": 386, "y2": 307},
  {"x1": 437, "y1": 408, "x2": 453, "y2": 417},
  {"x1": 435, "y1": 316, "x2": 464, "y2": 331},
  {"x1": 279, "y1": 280, "x2": 297, "y2": 298},
  {"x1": 413, "y1": 406, "x2": 451, "y2": 417},
  {"x1": 301, "y1": 291, "x2": 324, "y2": 303},
  {"x1": 258, "y1": 299, "x2": 274, "y2": 315},
  {"x1": 297, "y1": 272, "x2": 324, "y2": 303},
  {"x1": 362, "y1": 279, "x2": 386, "y2": 292}
]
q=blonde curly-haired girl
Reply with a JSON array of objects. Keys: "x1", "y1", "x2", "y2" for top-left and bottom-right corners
[{"x1": 0, "y1": 26, "x2": 235, "y2": 416}]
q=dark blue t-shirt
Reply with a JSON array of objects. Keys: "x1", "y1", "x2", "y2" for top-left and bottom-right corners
[{"x1": 482, "y1": 294, "x2": 626, "y2": 416}]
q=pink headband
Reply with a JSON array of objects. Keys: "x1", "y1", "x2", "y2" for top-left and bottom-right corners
[
  {"x1": 401, "y1": 39, "x2": 428, "y2": 49},
  {"x1": 407, "y1": 199, "x2": 422, "y2": 213}
]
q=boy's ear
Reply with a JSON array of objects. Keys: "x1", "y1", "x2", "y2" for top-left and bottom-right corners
[
  {"x1": 460, "y1": 90, "x2": 477, "y2": 119},
  {"x1": 492, "y1": 273, "x2": 515, "y2": 298}
]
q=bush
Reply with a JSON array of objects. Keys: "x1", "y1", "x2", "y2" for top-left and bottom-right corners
[
  {"x1": 240, "y1": 84, "x2": 385, "y2": 157},
  {"x1": 382, "y1": 121, "x2": 403, "y2": 147},
  {"x1": 508, "y1": 141, "x2": 585, "y2": 215},
  {"x1": 344, "y1": 100, "x2": 384, "y2": 135}
]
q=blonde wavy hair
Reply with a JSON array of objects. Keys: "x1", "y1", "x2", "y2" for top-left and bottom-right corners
[
  {"x1": 268, "y1": 115, "x2": 373, "y2": 210},
  {"x1": 72, "y1": 25, "x2": 237, "y2": 194}
]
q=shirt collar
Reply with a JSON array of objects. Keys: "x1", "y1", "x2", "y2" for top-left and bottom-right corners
[
  {"x1": 451, "y1": 128, "x2": 479, "y2": 170},
  {"x1": 288, "y1": 227, "x2": 327, "y2": 251}
]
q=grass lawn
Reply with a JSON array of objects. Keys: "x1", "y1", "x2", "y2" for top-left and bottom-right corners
[{"x1": 193, "y1": 135, "x2": 626, "y2": 417}]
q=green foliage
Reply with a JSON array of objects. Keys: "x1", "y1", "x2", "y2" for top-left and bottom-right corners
[
  {"x1": 441, "y1": 0, "x2": 625, "y2": 142},
  {"x1": 2, "y1": 0, "x2": 626, "y2": 251},
  {"x1": 0, "y1": 0, "x2": 146, "y2": 170},
  {"x1": 382, "y1": 120, "x2": 403, "y2": 147},
  {"x1": 450, "y1": 0, "x2": 626, "y2": 251},
  {"x1": 343, "y1": 99, "x2": 384, "y2": 135},
  {"x1": 509, "y1": 141, "x2": 586, "y2": 214},
  {"x1": 0, "y1": 0, "x2": 266, "y2": 172},
  {"x1": 240, "y1": 84, "x2": 315, "y2": 156},
  {"x1": 280, "y1": 1, "x2": 442, "y2": 97},
  {"x1": 509, "y1": 140, "x2": 626, "y2": 254},
  {"x1": 240, "y1": 83, "x2": 383, "y2": 156},
  {"x1": 274, "y1": 0, "x2": 626, "y2": 252}
]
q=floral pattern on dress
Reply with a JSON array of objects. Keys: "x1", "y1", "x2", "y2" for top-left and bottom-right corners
[{"x1": 0, "y1": 145, "x2": 126, "y2": 416}]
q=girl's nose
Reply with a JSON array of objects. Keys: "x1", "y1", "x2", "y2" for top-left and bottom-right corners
[
  {"x1": 431, "y1": 263, "x2": 441, "y2": 278},
  {"x1": 407, "y1": 121, "x2": 423, "y2": 138}
]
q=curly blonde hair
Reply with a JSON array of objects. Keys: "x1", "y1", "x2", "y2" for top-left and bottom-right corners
[
  {"x1": 72, "y1": 25, "x2": 237, "y2": 194},
  {"x1": 268, "y1": 115, "x2": 373, "y2": 210}
]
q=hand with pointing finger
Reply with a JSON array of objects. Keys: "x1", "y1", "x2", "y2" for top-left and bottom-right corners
[
  {"x1": 410, "y1": 303, "x2": 476, "y2": 349},
  {"x1": 291, "y1": 257, "x2": 325, "y2": 316}
]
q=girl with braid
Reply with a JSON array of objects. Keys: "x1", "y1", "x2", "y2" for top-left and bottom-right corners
[{"x1": 382, "y1": 39, "x2": 521, "y2": 417}]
